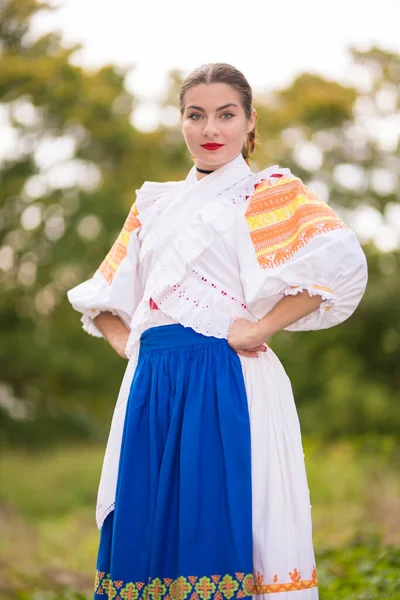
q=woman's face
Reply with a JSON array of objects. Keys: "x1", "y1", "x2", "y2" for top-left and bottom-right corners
[{"x1": 180, "y1": 82, "x2": 256, "y2": 174}]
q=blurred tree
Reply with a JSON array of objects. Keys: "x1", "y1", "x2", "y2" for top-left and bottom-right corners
[
  {"x1": 251, "y1": 47, "x2": 400, "y2": 438},
  {"x1": 0, "y1": 0, "x2": 189, "y2": 444},
  {"x1": 0, "y1": 0, "x2": 399, "y2": 445}
]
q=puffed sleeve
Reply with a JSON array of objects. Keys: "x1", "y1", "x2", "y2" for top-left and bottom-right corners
[
  {"x1": 67, "y1": 203, "x2": 143, "y2": 338},
  {"x1": 236, "y1": 174, "x2": 368, "y2": 330}
]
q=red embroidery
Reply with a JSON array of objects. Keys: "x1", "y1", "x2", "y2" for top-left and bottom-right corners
[
  {"x1": 149, "y1": 298, "x2": 159, "y2": 310},
  {"x1": 149, "y1": 272, "x2": 248, "y2": 313}
]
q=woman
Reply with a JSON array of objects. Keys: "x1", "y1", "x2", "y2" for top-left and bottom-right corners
[{"x1": 67, "y1": 63, "x2": 368, "y2": 599}]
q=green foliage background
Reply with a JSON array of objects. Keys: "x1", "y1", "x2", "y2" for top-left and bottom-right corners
[{"x1": 0, "y1": 1, "x2": 399, "y2": 598}]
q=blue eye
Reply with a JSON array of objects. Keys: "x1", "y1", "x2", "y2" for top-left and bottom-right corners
[
  {"x1": 188, "y1": 113, "x2": 202, "y2": 120},
  {"x1": 221, "y1": 113, "x2": 234, "y2": 119}
]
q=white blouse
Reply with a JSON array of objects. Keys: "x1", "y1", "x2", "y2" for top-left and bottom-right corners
[{"x1": 68, "y1": 153, "x2": 368, "y2": 356}]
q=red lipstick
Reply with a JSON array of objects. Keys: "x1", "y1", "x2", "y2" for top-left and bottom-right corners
[{"x1": 201, "y1": 143, "x2": 224, "y2": 151}]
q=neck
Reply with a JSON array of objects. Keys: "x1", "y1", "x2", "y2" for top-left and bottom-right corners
[
  {"x1": 194, "y1": 152, "x2": 246, "y2": 181},
  {"x1": 196, "y1": 166, "x2": 215, "y2": 175}
]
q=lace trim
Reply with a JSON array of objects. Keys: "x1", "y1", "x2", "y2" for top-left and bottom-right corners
[
  {"x1": 81, "y1": 310, "x2": 104, "y2": 338},
  {"x1": 283, "y1": 284, "x2": 336, "y2": 314},
  {"x1": 80, "y1": 308, "x2": 122, "y2": 339},
  {"x1": 125, "y1": 194, "x2": 255, "y2": 358}
]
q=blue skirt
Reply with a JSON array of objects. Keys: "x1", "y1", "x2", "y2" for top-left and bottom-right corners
[{"x1": 94, "y1": 324, "x2": 254, "y2": 600}]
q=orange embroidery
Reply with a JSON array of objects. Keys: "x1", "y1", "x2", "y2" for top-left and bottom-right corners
[
  {"x1": 251, "y1": 567, "x2": 318, "y2": 594},
  {"x1": 99, "y1": 203, "x2": 141, "y2": 284},
  {"x1": 289, "y1": 568, "x2": 301, "y2": 583},
  {"x1": 309, "y1": 284, "x2": 334, "y2": 294},
  {"x1": 95, "y1": 567, "x2": 318, "y2": 599},
  {"x1": 245, "y1": 177, "x2": 349, "y2": 268}
]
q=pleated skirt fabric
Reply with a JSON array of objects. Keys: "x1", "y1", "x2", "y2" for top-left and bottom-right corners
[
  {"x1": 95, "y1": 324, "x2": 254, "y2": 600},
  {"x1": 94, "y1": 324, "x2": 319, "y2": 600}
]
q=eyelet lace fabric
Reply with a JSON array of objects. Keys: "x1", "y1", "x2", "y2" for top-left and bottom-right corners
[
  {"x1": 124, "y1": 168, "x2": 295, "y2": 358},
  {"x1": 124, "y1": 190, "x2": 255, "y2": 359}
]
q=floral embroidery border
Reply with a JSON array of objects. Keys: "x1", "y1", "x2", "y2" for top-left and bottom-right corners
[
  {"x1": 94, "y1": 567, "x2": 318, "y2": 599},
  {"x1": 99, "y1": 204, "x2": 141, "y2": 284},
  {"x1": 245, "y1": 177, "x2": 349, "y2": 269}
]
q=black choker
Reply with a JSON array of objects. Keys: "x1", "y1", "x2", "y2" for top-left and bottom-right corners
[{"x1": 196, "y1": 166, "x2": 215, "y2": 174}]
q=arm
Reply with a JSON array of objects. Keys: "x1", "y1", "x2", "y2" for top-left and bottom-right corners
[
  {"x1": 258, "y1": 291, "x2": 322, "y2": 338},
  {"x1": 228, "y1": 291, "x2": 322, "y2": 358},
  {"x1": 93, "y1": 312, "x2": 130, "y2": 359},
  {"x1": 67, "y1": 201, "x2": 143, "y2": 347}
]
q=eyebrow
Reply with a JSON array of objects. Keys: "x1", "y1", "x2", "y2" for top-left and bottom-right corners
[{"x1": 186, "y1": 103, "x2": 238, "y2": 112}]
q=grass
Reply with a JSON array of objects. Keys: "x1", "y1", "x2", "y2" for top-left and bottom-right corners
[{"x1": 1, "y1": 437, "x2": 399, "y2": 599}]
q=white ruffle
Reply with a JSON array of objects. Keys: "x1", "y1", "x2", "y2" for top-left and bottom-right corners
[
  {"x1": 125, "y1": 186, "x2": 256, "y2": 358},
  {"x1": 81, "y1": 310, "x2": 104, "y2": 338},
  {"x1": 135, "y1": 181, "x2": 185, "y2": 231},
  {"x1": 80, "y1": 308, "x2": 125, "y2": 339},
  {"x1": 253, "y1": 165, "x2": 293, "y2": 186},
  {"x1": 283, "y1": 285, "x2": 336, "y2": 315}
]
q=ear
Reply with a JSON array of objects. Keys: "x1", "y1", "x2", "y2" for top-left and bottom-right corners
[{"x1": 246, "y1": 108, "x2": 257, "y2": 133}]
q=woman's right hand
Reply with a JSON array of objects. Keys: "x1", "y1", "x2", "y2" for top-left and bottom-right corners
[
  {"x1": 93, "y1": 312, "x2": 130, "y2": 359},
  {"x1": 228, "y1": 318, "x2": 268, "y2": 359}
]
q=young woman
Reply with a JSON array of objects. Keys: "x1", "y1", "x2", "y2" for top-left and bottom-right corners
[{"x1": 68, "y1": 63, "x2": 368, "y2": 600}]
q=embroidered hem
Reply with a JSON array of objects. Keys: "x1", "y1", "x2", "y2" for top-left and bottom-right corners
[
  {"x1": 95, "y1": 568, "x2": 318, "y2": 599},
  {"x1": 253, "y1": 568, "x2": 318, "y2": 594}
]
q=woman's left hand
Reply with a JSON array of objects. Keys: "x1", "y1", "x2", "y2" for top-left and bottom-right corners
[{"x1": 228, "y1": 318, "x2": 269, "y2": 359}]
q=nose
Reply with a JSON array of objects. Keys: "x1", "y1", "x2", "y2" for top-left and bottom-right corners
[{"x1": 202, "y1": 117, "x2": 219, "y2": 139}]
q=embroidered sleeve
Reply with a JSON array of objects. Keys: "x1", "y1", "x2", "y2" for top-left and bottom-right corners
[
  {"x1": 245, "y1": 176, "x2": 349, "y2": 268},
  {"x1": 99, "y1": 204, "x2": 141, "y2": 284},
  {"x1": 237, "y1": 176, "x2": 368, "y2": 330},
  {"x1": 67, "y1": 202, "x2": 143, "y2": 338}
]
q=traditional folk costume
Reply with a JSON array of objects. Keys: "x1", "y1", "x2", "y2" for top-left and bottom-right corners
[{"x1": 67, "y1": 153, "x2": 368, "y2": 600}]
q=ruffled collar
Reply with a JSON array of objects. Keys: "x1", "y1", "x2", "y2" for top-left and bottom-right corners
[{"x1": 186, "y1": 152, "x2": 252, "y2": 187}]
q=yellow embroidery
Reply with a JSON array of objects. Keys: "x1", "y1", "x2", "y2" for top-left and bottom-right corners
[
  {"x1": 245, "y1": 177, "x2": 349, "y2": 268},
  {"x1": 94, "y1": 567, "x2": 318, "y2": 598},
  {"x1": 311, "y1": 284, "x2": 334, "y2": 294},
  {"x1": 99, "y1": 203, "x2": 141, "y2": 284},
  {"x1": 289, "y1": 284, "x2": 334, "y2": 296}
]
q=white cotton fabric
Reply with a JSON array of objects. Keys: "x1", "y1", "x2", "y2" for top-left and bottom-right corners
[
  {"x1": 67, "y1": 152, "x2": 367, "y2": 598},
  {"x1": 241, "y1": 349, "x2": 319, "y2": 600}
]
